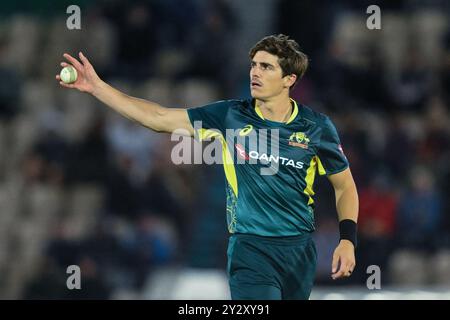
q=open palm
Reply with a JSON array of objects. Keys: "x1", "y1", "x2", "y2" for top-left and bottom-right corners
[{"x1": 55, "y1": 52, "x2": 101, "y2": 94}]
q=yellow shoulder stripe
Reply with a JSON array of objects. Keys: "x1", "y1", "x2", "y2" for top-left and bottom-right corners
[
  {"x1": 197, "y1": 128, "x2": 238, "y2": 196},
  {"x1": 316, "y1": 156, "x2": 326, "y2": 175}
]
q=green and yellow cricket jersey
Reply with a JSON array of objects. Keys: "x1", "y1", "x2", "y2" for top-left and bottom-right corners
[{"x1": 187, "y1": 98, "x2": 348, "y2": 237}]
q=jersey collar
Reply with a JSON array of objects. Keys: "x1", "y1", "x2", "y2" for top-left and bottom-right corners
[{"x1": 254, "y1": 98, "x2": 299, "y2": 124}]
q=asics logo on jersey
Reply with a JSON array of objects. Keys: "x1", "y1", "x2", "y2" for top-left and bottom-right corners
[{"x1": 238, "y1": 124, "x2": 254, "y2": 136}]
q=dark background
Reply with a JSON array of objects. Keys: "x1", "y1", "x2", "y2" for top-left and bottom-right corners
[{"x1": 0, "y1": 0, "x2": 449, "y2": 299}]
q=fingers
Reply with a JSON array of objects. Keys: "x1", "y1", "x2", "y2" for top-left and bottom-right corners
[
  {"x1": 58, "y1": 81, "x2": 76, "y2": 89},
  {"x1": 331, "y1": 258, "x2": 355, "y2": 280},
  {"x1": 332, "y1": 253, "x2": 339, "y2": 274},
  {"x1": 63, "y1": 53, "x2": 83, "y2": 70},
  {"x1": 332, "y1": 267, "x2": 346, "y2": 280},
  {"x1": 78, "y1": 51, "x2": 91, "y2": 67},
  {"x1": 332, "y1": 264, "x2": 355, "y2": 279},
  {"x1": 57, "y1": 63, "x2": 71, "y2": 80}
]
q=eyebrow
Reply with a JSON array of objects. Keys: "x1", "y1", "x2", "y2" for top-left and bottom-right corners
[{"x1": 251, "y1": 60, "x2": 276, "y2": 68}]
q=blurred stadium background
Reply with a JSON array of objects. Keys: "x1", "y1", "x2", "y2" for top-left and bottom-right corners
[{"x1": 0, "y1": 0, "x2": 449, "y2": 299}]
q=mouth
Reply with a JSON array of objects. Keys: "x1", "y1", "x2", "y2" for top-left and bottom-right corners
[{"x1": 251, "y1": 80, "x2": 262, "y2": 89}]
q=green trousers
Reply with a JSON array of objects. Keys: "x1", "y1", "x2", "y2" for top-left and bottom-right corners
[{"x1": 227, "y1": 232, "x2": 317, "y2": 300}]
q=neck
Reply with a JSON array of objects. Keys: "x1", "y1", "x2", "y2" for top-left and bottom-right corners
[{"x1": 255, "y1": 94, "x2": 293, "y2": 123}]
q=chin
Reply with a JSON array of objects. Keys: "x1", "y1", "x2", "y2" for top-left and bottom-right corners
[
  {"x1": 251, "y1": 94, "x2": 270, "y2": 102},
  {"x1": 250, "y1": 90, "x2": 264, "y2": 100}
]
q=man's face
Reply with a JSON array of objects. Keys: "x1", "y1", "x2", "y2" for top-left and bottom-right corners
[{"x1": 250, "y1": 51, "x2": 293, "y2": 100}]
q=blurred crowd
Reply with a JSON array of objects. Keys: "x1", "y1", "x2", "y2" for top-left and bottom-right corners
[{"x1": 0, "y1": 0, "x2": 449, "y2": 298}]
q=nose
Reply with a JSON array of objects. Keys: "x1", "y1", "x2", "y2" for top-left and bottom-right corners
[{"x1": 250, "y1": 66, "x2": 261, "y2": 79}]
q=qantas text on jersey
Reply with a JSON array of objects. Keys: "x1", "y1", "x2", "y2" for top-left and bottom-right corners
[{"x1": 235, "y1": 144, "x2": 304, "y2": 169}]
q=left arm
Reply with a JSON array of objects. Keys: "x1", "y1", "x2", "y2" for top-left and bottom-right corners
[{"x1": 327, "y1": 167, "x2": 359, "y2": 279}]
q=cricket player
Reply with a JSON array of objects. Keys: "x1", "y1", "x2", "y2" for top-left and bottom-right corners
[{"x1": 57, "y1": 34, "x2": 358, "y2": 300}]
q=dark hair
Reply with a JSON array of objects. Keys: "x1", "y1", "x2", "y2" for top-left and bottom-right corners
[{"x1": 249, "y1": 34, "x2": 309, "y2": 87}]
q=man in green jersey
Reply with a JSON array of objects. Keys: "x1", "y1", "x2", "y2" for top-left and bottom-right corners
[{"x1": 57, "y1": 34, "x2": 358, "y2": 300}]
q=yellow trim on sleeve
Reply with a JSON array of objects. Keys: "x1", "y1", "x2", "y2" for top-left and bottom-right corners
[
  {"x1": 197, "y1": 128, "x2": 238, "y2": 197},
  {"x1": 304, "y1": 156, "x2": 318, "y2": 205},
  {"x1": 198, "y1": 128, "x2": 221, "y2": 140},
  {"x1": 316, "y1": 156, "x2": 326, "y2": 175}
]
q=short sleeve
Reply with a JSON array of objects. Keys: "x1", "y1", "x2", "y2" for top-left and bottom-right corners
[
  {"x1": 316, "y1": 116, "x2": 349, "y2": 175},
  {"x1": 187, "y1": 100, "x2": 231, "y2": 140}
]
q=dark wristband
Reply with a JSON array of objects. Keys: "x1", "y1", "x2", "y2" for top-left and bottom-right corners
[{"x1": 339, "y1": 219, "x2": 357, "y2": 248}]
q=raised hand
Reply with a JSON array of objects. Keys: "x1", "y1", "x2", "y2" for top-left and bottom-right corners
[{"x1": 56, "y1": 52, "x2": 102, "y2": 94}]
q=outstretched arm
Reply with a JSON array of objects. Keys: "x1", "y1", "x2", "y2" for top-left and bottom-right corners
[
  {"x1": 327, "y1": 167, "x2": 359, "y2": 280},
  {"x1": 56, "y1": 52, "x2": 194, "y2": 136}
]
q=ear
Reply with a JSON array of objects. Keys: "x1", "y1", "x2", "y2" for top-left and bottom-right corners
[{"x1": 283, "y1": 74, "x2": 297, "y2": 88}]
